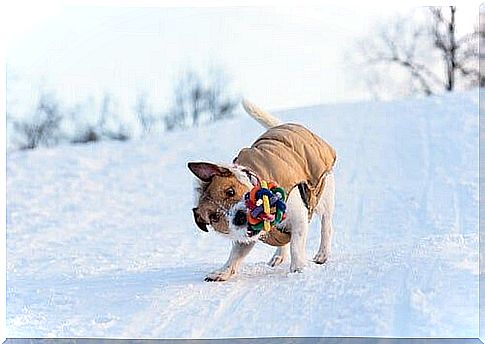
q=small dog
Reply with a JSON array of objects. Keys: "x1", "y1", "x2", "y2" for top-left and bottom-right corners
[{"x1": 188, "y1": 100, "x2": 336, "y2": 281}]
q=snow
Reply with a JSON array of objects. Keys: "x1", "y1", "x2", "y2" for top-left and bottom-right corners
[{"x1": 6, "y1": 91, "x2": 479, "y2": 338}]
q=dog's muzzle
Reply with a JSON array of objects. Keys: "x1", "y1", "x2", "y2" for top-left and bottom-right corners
[{"x1": 232, "y1": 209, "x2": 247, "y2": 226}]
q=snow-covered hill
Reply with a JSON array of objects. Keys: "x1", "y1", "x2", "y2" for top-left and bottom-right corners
[{"x1": 6, "y1": 91, "x2": 479, "y2": 338}]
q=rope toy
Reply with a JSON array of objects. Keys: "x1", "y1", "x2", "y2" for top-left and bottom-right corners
[{"x1": 244, "y1": 180, "x2": 287, "y2": 236}]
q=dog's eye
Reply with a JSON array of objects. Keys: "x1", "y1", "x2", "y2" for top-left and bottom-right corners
[
  {"x1": 209, "y1": 213, "x2": 220, "y2": 223},
  {"x1": 225, "y1": 187, "x2": 235, "y2": 198}
]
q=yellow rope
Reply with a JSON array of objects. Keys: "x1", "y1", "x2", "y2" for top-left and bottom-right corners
[{"x1": 260, "y1": 180, "x2": 271, "y2": 232}]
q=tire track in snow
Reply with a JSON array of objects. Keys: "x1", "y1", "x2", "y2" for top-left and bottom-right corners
[{"x1": 190, "y1": 281, "x2": 253, "y2": 338}]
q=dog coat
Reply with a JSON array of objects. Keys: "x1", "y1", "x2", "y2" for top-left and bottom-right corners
[{"x1": 234, "y1": 123, "x2": 336, "y2": 245}]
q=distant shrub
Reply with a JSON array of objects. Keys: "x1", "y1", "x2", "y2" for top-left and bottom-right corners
[
  {"x1": 14, "y1": 93, "x2": 63, "y2": 150},
  {"x1": 8, "y1": 65, "x2": 239, "y2": 150},
  {"x1": 165, "y1": 68, "x2": 239, "y2": 131},
  {"x1": 71, "y1": 126, "x2": 101, "y2": 144},
  {"x1": 135, "y1": 93, "x2": 156, "y2": 135}
]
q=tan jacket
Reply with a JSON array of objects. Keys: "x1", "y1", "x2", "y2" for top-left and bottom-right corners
[{"x1": 235, "y1": 123, "x2": 337, "y2": 219}]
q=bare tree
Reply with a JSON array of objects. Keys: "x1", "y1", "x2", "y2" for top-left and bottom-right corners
[
  {"x1": 135, "y1": 92, "x2": 156, "y2": 135},
  {"x1": 72, "y1": 93, "x2": 122, "y2": 144},
  {"x1": 14, "y1": 92, "x2": 63, "y2": 149},
  {"x1": 69, "y1": 98, "x2": 102, "y2": 144},
  {"x1": 165, "y1": 68, "x2": 238, "y2": 131},
  {"x1": 206, "y1": 67, "x2": 238, "y2": 122},
  {"x1": 478, "y1": 9, "x2": 485, "y2": 87},
  {"x1": 98, "y1": 93, "x2": 131, "y2": 141},
  {"x1": 429, "y1": 7, "x2": 479, "y2": 91},
  {"x1": 165, "y1": 71, "x2": 204, "y2": 129},
  {"x1": 355, "y1": 6, "x2": 479, "y2": 98}
]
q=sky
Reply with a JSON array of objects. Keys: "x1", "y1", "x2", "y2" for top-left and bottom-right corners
[{"x1": 5, "y1": 5, "x2": 480, "y2": 116}]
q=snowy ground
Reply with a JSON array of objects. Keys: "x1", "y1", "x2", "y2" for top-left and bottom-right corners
[{"x1": 6, "y1": 91, "x2": 479, "y2": 338}]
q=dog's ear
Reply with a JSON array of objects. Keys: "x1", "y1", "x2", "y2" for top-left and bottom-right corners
[
  {"x1": 192, "y1": 207, "x2": 209, "y2": 232},
  {"x1": 187, "y1": 162, "x2": 232, "y2": 182}
]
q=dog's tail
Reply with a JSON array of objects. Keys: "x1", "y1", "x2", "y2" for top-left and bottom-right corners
[{"x1": 242, "y1": 99, "x2": 282, "y2": 129}]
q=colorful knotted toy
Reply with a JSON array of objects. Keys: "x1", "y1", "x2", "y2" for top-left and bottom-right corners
[{"x1": 244, "y1": 180, "x2": 287, "y2": 236}]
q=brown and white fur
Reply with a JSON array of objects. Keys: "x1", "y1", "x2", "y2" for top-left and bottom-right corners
[{"x1": 188, "y1": 100, "x2": 335, "y2": 281}]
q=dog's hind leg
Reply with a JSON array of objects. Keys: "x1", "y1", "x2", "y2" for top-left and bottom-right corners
[
  {"x1": 313, "y1": 171, "x2": 335, "y2": 264},
  {"x1": 268, "y1": 244, "x2": 289, "y2": 267},
  {"x1": 205, "y1": 241, "x2": 255, "y2": 282},
  {"x1": 286, "y1": 187, "x2": 310, "y2": 273}
]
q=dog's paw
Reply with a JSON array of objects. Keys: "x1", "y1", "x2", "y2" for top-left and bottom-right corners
[
  {"x1": 290, "y1": 261, "x2": 305, "y2": 273},
  {"x1": 204, "y1": 270, "x2": 233, "y2": 282},
  {"x1": 313, "y1": 252, "x2": 329, "y2": 265},
  {"x1": 268, "y1": 255, "x2": 285, "y2": 267}
]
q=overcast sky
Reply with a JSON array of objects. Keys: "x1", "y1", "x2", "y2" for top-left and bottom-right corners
[{"x1": 6, "y1": 5, "x2": 480, "y2": 114}]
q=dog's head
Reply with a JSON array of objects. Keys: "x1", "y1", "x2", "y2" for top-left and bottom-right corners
[{"x1": 188, "y1": 162, "x2": 258, "y2": 242}]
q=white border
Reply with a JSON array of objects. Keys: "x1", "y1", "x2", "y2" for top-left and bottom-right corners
[{"x1": 0, "y1": 1, "x2": 482, "y2": 341}]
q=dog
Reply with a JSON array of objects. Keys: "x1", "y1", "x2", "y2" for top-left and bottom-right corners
[{"x1": 188, "y1": 100, "x2": 336, "y2": 281}]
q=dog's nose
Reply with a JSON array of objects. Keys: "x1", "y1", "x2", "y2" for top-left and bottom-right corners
[{"x1": 233, "y1": 210, "x2": 247, "y2": 226}]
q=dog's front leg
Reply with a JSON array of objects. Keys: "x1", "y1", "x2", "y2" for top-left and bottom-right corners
[{"x1": 205, "y1": 241, "x2": 255, "y2": 282}]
